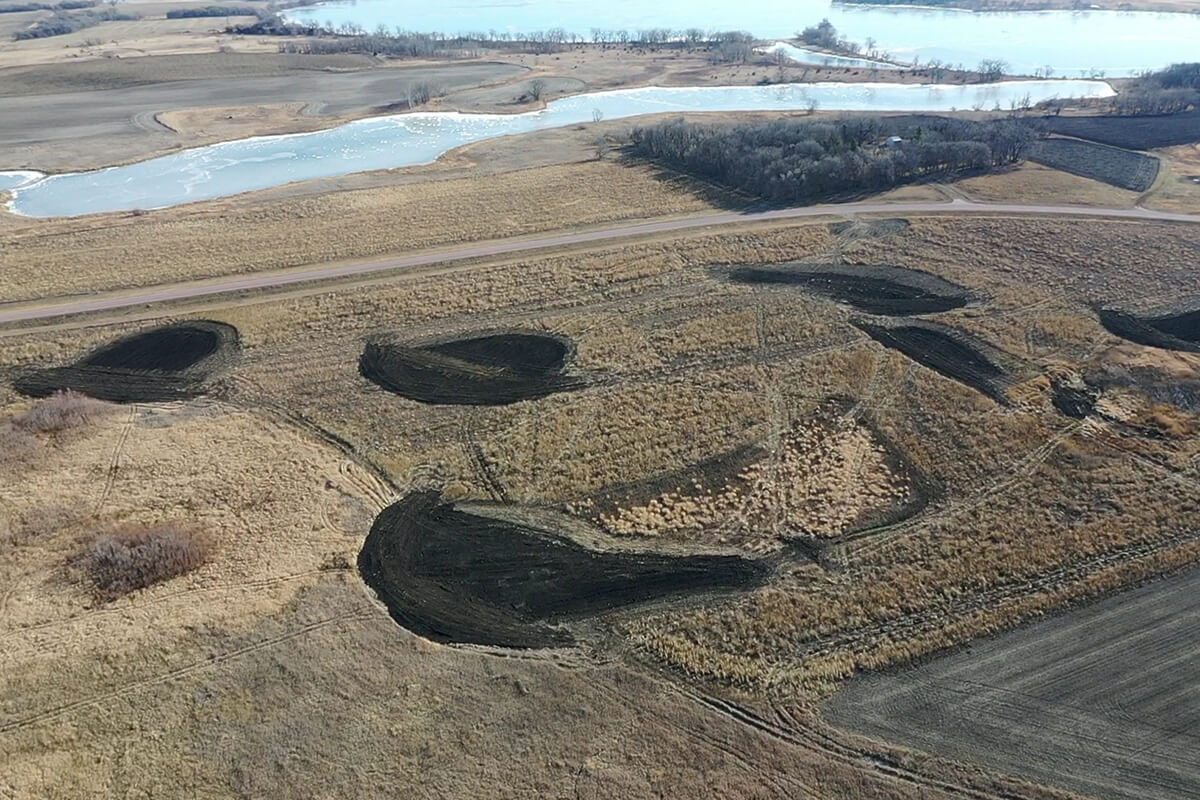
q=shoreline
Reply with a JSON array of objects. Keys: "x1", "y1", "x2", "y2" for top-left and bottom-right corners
[
  {"x1": 4, "y1": 76, "x2": 1116, "y2": 181},
  {"x1": 5, "y1": 77, "x2": 1115, "y2": 217},
  {"x1": 834, "y1": 0, "x2": 1200, "y2": 12}
]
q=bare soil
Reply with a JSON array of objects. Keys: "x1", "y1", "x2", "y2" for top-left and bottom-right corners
[
  {"x1": 359, "y1": 331, "x2": 583, "y2": 406},
  {"x1": 727, "y1": 262, "x2": 972, "y2": 316},
  {"x1": 1038, "y1": 111, "x2": 1200, "y2": 151},
  {"x1": 13, "y1": 320, "x2": 238, "y2": 402},
  {"x1": 856, "y1": 321, "x2": 1010, "y2": 401},
  {"x1": 358, "y1": 491, "x2": 768, "y2": 647},
  {"x1": 0, "y1": 59, "x2": 528, "y2": 170},
  {"x1": 1098, "y1": 306, "x2": 1200, "y2": 352},
  {"x1": 824, "y1": 565, "x2": 1200, "y2": 800},
  {"x1": 1029, "y1": 137, "x2": 1160, "y2": 192}
]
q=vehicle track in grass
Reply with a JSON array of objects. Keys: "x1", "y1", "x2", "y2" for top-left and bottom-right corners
[{"x1": 4, "y1": 199, "x2": 1200, "y2": 327}]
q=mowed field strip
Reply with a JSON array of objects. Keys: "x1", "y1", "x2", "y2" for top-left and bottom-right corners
[
  {"x1": 825, "y1": 566, "x2": 1200, "y2": 800},
  {"x1": 4, "y1": 198, "x2": 1200, "y2": 324}
]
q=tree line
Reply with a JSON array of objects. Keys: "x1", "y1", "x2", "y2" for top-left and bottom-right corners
[
  {"x1": 0, "y1": 0, "x2": 94, "y2": 13},
  {"x1": 629, "y1": 116, "x2": 1034, "y2": 204},
  {"x1": 235, "y1": 13, "x2": 756, "y2": 61},
  {"x1": 1115, "y1": 63, "x2": 1200, "y2": 116},
  {"x1": 166, "y1": 6, "x2": 255, "y2": 19},
  {"x1": 13, "y1": 5, "x2": 135, "y2": 40}
]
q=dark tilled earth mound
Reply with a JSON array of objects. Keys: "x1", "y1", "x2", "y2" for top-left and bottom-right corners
[
  {"x1": 358, "y1": 491, "x2": 768, "y2": 648},
  {"x1": 83, "y1": 324, "x2": 224, "y2": 372},
  {"x1": 1028, "y1": 138, "x2": 1160, "y2": 192},
  {"x1": 1051, "y1": 383, "x2": 1098, "y2": 419},
  {"x1": 1098, "y1": 308, "x2": 1200, "y2": 353},
  {"x1": 857, "y1": 321, "x2": 1008, "y2": 401},
  {"x1": 729, "y1": 263, "x2": 971, "y2": 316},
  {"x1": 1034, "y1": 111, "x2": 1200, "y2": 151},
  {"x1": 14, "y1": 320, "x2": 239, "y2": 403},
  {"x1": 360, "y1": 331, "x2": 581, "y2": 406}
]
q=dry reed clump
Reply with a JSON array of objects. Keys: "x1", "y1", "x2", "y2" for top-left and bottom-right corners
[
  {"x1": 9, "y1": 390, "x2": 115, "y2": 433},
  {"x1": 79, "y1": 522, "x2": 210, "y2": 601},
  {"x1": 0, "y1": 391, "x2": 115, "y2": 469},
  {"x1": 588, "y1": 417, "x2": 909, "y2": 551}
]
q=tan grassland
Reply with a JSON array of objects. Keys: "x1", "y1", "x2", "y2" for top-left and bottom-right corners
[
  {"x1": 954, "y1": 161, "x2": 1141, "y2": 207},
  {"x1": 0, "y1": 161, "x2": 723, "y2": 302},
  {"x1": 4, "y1": 214, "x2": 1199, "y2": 683},
  {"x1": 0, "y1": 13, "x2": 268, "y2": 68},
  {"x1": 4, "y1": 10, "x2": 1200, "y2": 796},
  {"x1": 3, "y1": 198, "x2": 1200, "y2": 797},
  {"x1": 1142, "y1": 143, "x2": 1200, "y2": 212}
]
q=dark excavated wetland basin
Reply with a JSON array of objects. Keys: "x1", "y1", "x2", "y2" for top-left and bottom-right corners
[
  {"x1": 360, "y1": 332, "x2": 581, "y2": 405},
  {"x1": 358, "y1": 491, "x2": 768, "y2": 648},
  {"x1": 1099, "y1": 307, "x2": 1200, "y2": 353},
  {"x1": 728, "y1": 263, "x2": 971, "y2": 316},
  {"x1": 857, "y1": 321, "x2": 1008, "y2": 401},
  {"x1": 14, "y1": 321, "x2": 239, "y2": 403}
]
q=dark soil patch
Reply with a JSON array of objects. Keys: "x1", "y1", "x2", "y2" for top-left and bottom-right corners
[
  {"x1": 13, "y1": 321, "x2": 239, "y2": 403},
  {"x1": 1051, "y1": 382, "x2": 1098, "y2": 419},
  {"x1": 1034, "y1": 111, "x2": 1200, "y2": 151},
  {"x1": 1029, "y1": 138, "x2": 1160, "y2": 192},
  {"x1": 1097, "y1": 308, "x2": 1200, "y2": 353},
  {"x1": 358, "y1": 491, "x2": 768, "y2": 648},
  {"x1": 83, "y1": 324, "x2": 223, "y2": 372},
  {"x1": 360, "y1": 331, "x2": 581, "y2": 405},
  {"x1": 856, "y1": 321, "x2": 1008, "y2": 401},
  {"x1": 728, "y1": 263, "x2": 971, "y2": 316}
]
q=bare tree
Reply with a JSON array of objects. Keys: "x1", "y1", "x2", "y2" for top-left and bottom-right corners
[
  {"x1": 976, "y1": 58, "x2": 1009, "y2": 83},
  {"x1": 529, "y1": 78, "x2": 547, "y2": 101}
]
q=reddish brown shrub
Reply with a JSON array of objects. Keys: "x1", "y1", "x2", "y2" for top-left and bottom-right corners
[
  {"x1": 12, "y1": 389, "x2": 115, "y2": 434},
  {"x1": 80, "y1": 523, "x2": 210, "y2": 601}
]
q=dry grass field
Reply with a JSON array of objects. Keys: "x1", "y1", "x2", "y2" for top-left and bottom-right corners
[
  {"x1": 1143, "y1": 143, "x2": 1200, "y2": 212},
  {"x1": 952, "y1": 162, "x2": 1140, "y2": 206},
  {"x1": 0, "y1": 161, "x2": 723, "y2": 302},
  {"x1": 4, "y1": 4, "x2": 1200, "y2": 795},
  {"x1": 3, "y1": 211, "x2": 1200, "y2": 797}
]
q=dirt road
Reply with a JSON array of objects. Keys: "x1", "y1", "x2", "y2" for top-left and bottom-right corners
[{"x1": 3, "y1": 198, "x2": 1199, "y2": 326}]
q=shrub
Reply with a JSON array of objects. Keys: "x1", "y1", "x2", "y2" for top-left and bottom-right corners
[
  {"x1": 79, "y1": 523, "x2": 210, "y2": 601},
  {"x1": 11, "y1": 389, "x2": 115, "y2": 433}
]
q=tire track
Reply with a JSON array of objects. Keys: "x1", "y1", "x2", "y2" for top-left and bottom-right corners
[
  {"x1": 837, "y1": 419, "x2": 1086, "y2": 559},
  {"x1": 790, "y1": 526, "x2": 1200, "y2": 665},
  {"x1": 676, "y1": 688, "x2": 1036, "y2": 800},
  {"x1": 0, "y1": 609, "x2": 374, "y2": 736},
  {"x1": 95, "y1": 404, "x2": 137, "y2": 515},
  {"x1": 0, "y1": 569, "x2": 336, "y2": 644}
]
